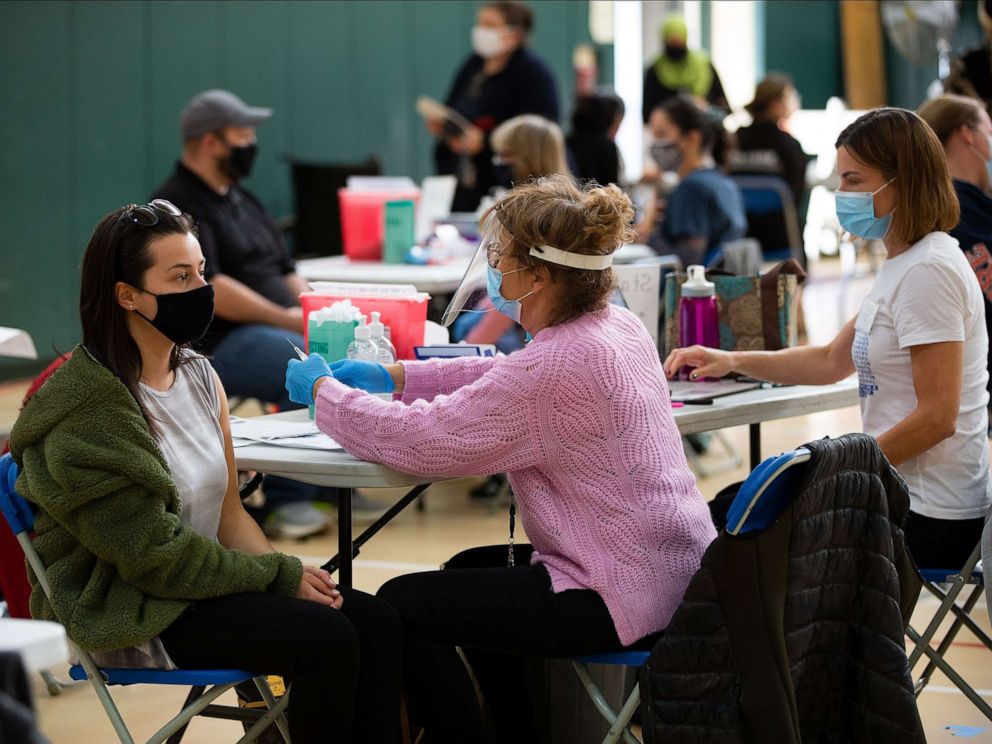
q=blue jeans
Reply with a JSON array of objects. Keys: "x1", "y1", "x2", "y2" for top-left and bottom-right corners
[{"x1": 210, "y1": 324, "x2": 328, "y2": 515}]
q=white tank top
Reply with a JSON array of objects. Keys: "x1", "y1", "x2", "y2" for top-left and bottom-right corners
[{"x1": 139, "y1": 353, "x2": 227, "y2": 539}]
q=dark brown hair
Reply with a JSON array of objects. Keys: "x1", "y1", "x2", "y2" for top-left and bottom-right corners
[
  {"x1": 483, "y1": 1, "x2": 534, "y2": 33},
  {"x1": 745, "y1": 74, "x2": 792, "y2": 121},
  {"x1": 917, "y1": 94, "x2": 985, "y2": 145},
  {"x1": 79, "y1": 206, "x2": 197, "y2": 434},
  {"x1": 484, "y1": 174, "x2": 635, "y2": 326},
  {"x1": 658, "y1": 94, "x2": 730, "y2": 167},
  {"x1": 835, "y1": 107, "x2": 959, "y2": 246}
]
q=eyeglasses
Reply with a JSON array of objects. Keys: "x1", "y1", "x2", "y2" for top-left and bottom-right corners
[
  {"x1": 485, "y1": 239, "x2": 505, "y2": 268},
  {"x1": 118, "y1": 199, "x2": 182, "y2": 227}
]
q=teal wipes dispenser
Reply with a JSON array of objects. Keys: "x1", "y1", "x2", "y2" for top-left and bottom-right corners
[{"x1": 307, "y1": 300, "x2": 362, "y2": 417}]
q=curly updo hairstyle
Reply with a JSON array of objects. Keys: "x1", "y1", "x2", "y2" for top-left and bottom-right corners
[{"x1": 484, "y1": 173, "x2": 636, "y2": 327}]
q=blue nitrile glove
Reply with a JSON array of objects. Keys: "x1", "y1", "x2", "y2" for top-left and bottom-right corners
[
  {"x1": 328, "y1": 359, "x2": 395, "y2": 394},
  {"x1": 285, "y1": 354, "x2": 333, "y2": 406}
]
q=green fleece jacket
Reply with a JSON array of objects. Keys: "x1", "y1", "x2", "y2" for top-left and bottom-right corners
[{"x1": 9, "y1": 346, "x2": 303, "y2": 652}]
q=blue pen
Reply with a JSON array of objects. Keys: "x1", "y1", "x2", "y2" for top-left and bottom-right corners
[{"x1": 287, "y1": 338, "x2": 308, "y2": 361}]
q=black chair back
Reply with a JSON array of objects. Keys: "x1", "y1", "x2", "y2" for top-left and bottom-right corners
[{"x1": 285, "y1": 155, "x2": 382, "y2": 257}]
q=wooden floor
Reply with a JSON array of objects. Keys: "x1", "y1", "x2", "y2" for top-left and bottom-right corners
[{"x1": 3, "y1": 259, "x2": 990, "y2": 742}]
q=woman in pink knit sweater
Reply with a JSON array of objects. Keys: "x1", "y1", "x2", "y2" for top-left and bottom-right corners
[{"x1": 286, "y1": 175, "x2": 716, "y2": 744}]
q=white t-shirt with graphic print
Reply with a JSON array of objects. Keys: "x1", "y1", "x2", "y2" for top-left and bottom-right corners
[{"x1": 852, "y1": 231, "x2": 991, "y2": 520}]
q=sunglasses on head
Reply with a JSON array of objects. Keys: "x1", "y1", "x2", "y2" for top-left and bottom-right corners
[{"x1": 118, "y1": 199, "x2": 182, "y2": 227}]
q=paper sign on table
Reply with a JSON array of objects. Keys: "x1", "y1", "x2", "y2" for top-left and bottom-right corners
[{"x1": 0, "y1": 327, "x2": 37, "y2": 359}]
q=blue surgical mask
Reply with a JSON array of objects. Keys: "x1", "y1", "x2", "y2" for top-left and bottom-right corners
[
  {"x1": 486, "y1": 264, "x2": 533, "y2": 323},
  {"x1": 835, "y1": 179, "x2": 895, "y2": 239}
]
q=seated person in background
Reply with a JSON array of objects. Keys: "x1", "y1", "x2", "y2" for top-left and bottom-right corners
[
  {"x1": 730, "y1": 74, "x2": 809, "y2": 261},
  {"x1": 667, "y1": 108, "x2": 991, "y2": 570},
  {"x1": 152, "y1": 89, "x2": 327, "y2": 538},
  {"x1": 490, "y1": 113, "x2": 571, "y2": 191},
  {"x1": 286, "y1": 175, "x2": 716, "y2": 744},
  {"x1": 566, "y1": 88, "x2": 625, "y2": 187},
  {"x1": 9, "y1": 201, "x2": 402, "y2": 743},
  {"x1": 648, "y1": 94, "x2": 746, "y2": 267},
  {"x1": 642, "y1": 14, "x2": 728, "y2": 123},
  {"x1": 918, "y1": 94, "x2": 992, "y2": 413},
  {"x1": 455, "y1": 113, "x2": 573, "y2": 351}
]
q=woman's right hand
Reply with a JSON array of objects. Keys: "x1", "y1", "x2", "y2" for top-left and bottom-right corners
[
  {"x1": 663, "y1": 346, "x2": 736, "y2": 380},
  {"x1": 295, "y1": 570, "x2": 343, "y2": 609},
  {"x1": 426, "y1": 119, "x2": 445, "y2": 138}
]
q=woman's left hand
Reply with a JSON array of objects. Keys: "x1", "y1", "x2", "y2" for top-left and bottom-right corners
[
  {"x1": 450, "y1": 125, "x2": 485, "y2": 155},
  {"x1": 285, "y1": 353, "x2": 332, "y2": 406},
  {"x1": 303, "y1": 565, "x2": 343, "y2": 609}
]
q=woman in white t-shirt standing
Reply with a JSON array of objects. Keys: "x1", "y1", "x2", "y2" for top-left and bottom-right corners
[{"x1": 665, "y1": 107, "x2": 991, "y2": 569}]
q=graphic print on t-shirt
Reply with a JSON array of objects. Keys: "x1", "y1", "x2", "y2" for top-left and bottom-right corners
[
  {"x1": 965, "y1": 242, "x2": 992, "y2": 302},
  {"x1": 853, "y1": 299, "x2": 879, "y2": 398}
]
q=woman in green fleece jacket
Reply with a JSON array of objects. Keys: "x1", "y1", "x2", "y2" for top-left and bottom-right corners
[{"x1": 9, "y1": 200, "x2": 401, "y2": 744}]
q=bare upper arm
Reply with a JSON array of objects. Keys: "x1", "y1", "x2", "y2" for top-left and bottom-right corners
[{"x1": 909, "y1": 341, "x2": 963, "y2": 431}]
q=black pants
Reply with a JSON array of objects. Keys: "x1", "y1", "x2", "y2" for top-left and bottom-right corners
[
  {"x1": 377, "y1": 545, "x2": 657, "y2": 744},
  {"x1": 903, "y1": 510, "x2": 986, "y2": 570},
  {"x1": 159, "y1": 588, "x2": 402, "y2": 744}
]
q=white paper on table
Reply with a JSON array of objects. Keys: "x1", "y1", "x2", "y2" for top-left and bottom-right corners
[
  {"x1": 613, "y1": 264, "x2": 660, "y2": 345},
  {"x1": 0, "y1": 327, "x2": 38, "y2": 359},
  {"x1": 229, "y1": 417, "x2": 320, "y2": 440},
  {"x1": 231, "y1": 434, "x2": 343, "y2": 450}
]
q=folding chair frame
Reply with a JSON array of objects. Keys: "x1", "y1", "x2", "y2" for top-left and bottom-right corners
[
  {"x1": 571, "y1": 652, "x2": 649, "y2": 744},
  {"x1": 0, "y1": 454, "x2": 291, "y2": 743},
  {"x1": 907, "y1": 542, "x2": 992, "y2": 721}
]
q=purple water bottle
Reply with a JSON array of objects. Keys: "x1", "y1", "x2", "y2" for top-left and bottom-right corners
[{"x1": 679, "y1": 265, "x2": 719, "y2": 381}]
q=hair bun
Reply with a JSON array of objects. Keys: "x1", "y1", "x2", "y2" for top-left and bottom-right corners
[{"x1": 581, "y1": 183, "x2": 636, "y2": 252}]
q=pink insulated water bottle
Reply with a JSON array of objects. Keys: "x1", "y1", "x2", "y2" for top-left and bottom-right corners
[{"x1": 679, "y1": 265, "x2": 719, "y2": 381}]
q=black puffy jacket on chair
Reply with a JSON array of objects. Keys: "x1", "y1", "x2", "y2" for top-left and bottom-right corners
[{"x1": 640, "y1": 433, "x2": 925, "y2": 743}]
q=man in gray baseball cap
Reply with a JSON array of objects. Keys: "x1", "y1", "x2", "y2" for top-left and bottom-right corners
[
  {"x1": 180, "y1": 89, "x2": 273, "y2": 139},
  {"x1": 151, "y1": 89, "x2": 333, "y2": 538}
]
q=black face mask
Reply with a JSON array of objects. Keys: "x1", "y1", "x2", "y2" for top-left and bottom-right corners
[
  {"x1": 665, "y1": 43, "x2": 688, "y2": 61},
  {"x1": 492, "y1": 163, "x2": 514, "y2": 189},
  {"x1": 136, "y1": 284, "x2": 215, "y2": 345},
  {"x1": 220, "y1": 142, "x2": 258, "y2": 181}
]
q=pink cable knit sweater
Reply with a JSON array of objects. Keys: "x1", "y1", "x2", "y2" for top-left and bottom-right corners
[{"x1": 315, "y1": 304, "x2": 716, "y2": 645}]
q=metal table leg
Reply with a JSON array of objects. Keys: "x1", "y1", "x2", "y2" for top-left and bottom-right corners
[
  {"x1": 749, "y1": 424, "x2": 761, "y2": 470},
  {"x1": 323, "y1": 483, "x2": 433, "y2": 585}
]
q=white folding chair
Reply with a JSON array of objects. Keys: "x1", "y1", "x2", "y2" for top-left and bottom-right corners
[{"x1": 0, "y1": 452, "x2": 291, "y2": 743}]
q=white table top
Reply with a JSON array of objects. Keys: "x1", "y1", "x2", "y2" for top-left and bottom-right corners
[
  {"x1": 0, "y1": 618, "x2": 70, "y2": 672},
  {"x1": 296, "y1": 244, "x2": 656, "y2": 295},
  {"x1": 233, "y1": 381, "x2": 859, "y2": 488}
]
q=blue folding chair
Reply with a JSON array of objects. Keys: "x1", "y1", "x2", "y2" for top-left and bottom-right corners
[
  {"x1": 0, "y1": 453, "x2": 291, "y2": 743},
  {"x1": 907, "y1": 540, "x2": 991, "y2": 720},
  {"x1": 731, "y1": 174, "x2": 804, "y2": 264},
  {"x1": 569, "y1": 447, "x2": 811, "y2": 744}
]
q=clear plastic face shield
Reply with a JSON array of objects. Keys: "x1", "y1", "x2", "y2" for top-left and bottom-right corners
[{"x1": 441, "y1": 209, "x2": 506, "y2": 327}]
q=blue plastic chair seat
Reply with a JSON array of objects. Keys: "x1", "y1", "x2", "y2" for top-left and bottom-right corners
[
  {"x1": 919, "y1": 567, "x2": 984, "y2": 585},
  {"x1": 573, "y1": 650, "x2": 650, "y2": 667},
  {"x1": 69, "y1": 665, "x2": 254, "y2": 686},
  {"x1": 741, "y1": 188, "x2": 783, "y2": 215}
]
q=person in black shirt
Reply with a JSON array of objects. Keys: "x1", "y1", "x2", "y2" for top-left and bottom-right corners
[
  {"x1": 429, "y1": 1, "x2": 559, "y2": 212},
  {"x1": 566, "y1": 89, "x2": 625, "y2": 186},
  {"x1": 152, "y1": 89, "x2": 327, "y2": 538},
  {"x1": 918, "y1": 94, "x2": 992, "y2": 407},
  {"x1": 729, "y1": 74, "x2": 810, "y2": 262}
]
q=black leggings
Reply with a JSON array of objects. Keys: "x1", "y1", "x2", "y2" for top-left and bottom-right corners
[
  {"x1": 903, "y1": 510, "x2": 986, "y2": 570},
  {"x1": 159, "y1": 588, "x2": 402, "y2": 744},
  {"x1": 376, "y1": 545, "x2": 657, "y2": 744}
]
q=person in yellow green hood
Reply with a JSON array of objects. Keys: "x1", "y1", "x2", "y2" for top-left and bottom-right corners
[
  {"x1": 642, "y1": 15, "x2": 729, "y2": 123},
  {"x1": 9, "y1": 200, "x2": 402, "y2": 744}
]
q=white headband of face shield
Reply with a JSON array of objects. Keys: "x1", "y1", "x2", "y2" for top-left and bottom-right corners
[{"x1": 527, "y1": 244, "x2": 614, "y2": 270}]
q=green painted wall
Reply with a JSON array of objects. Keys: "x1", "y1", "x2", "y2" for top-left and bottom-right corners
[
  {"x1": 763, "y1": 0, "x2": 843, "y2": 109},
  {"x1": 0, "y1": 0, "x2": 596, "y2": 379}
]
